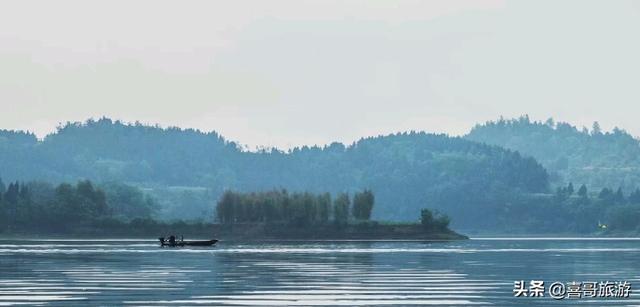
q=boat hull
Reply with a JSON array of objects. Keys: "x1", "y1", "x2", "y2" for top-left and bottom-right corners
[{"x1": 160, "y1": 239, "x2": 218, "y2": 247}]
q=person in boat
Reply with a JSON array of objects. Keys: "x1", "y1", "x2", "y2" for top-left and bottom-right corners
[{"x1": 169, "y1": 235, "x2": 176, "y2": 246}]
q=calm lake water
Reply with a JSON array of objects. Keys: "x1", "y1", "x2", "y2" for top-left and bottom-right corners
[{"x1": 0, "y1": 238, "x2": 639, "y2": 306}]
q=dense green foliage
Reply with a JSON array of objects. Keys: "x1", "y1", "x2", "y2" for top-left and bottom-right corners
[
  {"x1": 0, "y1": 178, "x2": 157, "y2": 233},
  {"x1": 333, "y1": 193, "x2": 350, "y2": 225},
  {"x1": 461, "y1": 116, "x2": 640, "y2": 233},
  {"x1": 99, "y1": 181, "x2": 158, "y2": 221},
  {"x1": 214, "y1": 190, "x2": 463, "y2": 238},
  {"x1": 352, "y1": 189, "x2": 374, "y2": 221},
  {"x1": 491, "y1": 182, "x2": 640, "y2": 234},
  {"x1": 420, "y1": 208, "x2": 451, "y2": 232},
  {"x1": 0, "y1": 118, "x2": 549, "y2": 230},
  {"x1": 216, "y1": 190, "x2": 374, "y2": 226},
  {"x1": 466, "y1": 116, "x2": 640, "y2": 191}
]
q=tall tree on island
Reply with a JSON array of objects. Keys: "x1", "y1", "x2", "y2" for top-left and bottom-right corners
[
  {"x1": 333, "y1": 193, "x2": 350, "y2": 225},
  {"x1": 577, "y1": 184, "x2": 588, "y2": 198},
  {"x1": 614, "y1": 187, "x2": 626, "y2": 205},
  {"x1": 352, "y1": 189, "x2": 374, "y2": 221},
  {"x1": 317, "y1": 193, "x2": 331, "y2": 224}
]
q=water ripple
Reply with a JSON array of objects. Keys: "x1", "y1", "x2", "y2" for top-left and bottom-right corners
[{"x1": 0, "y1": 239, "x2": 639, "y2": 306}]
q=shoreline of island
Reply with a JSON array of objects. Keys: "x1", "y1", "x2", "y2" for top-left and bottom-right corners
[
  {"x1": 0, "y1": 186, "x2": 469, "y2": 241},
  {"x1": 0, "y1": 220, "x2": 468, "y2": 241}
]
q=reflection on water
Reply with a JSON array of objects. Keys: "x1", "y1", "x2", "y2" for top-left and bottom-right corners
[{"x1": 0, "y1": 238, "x2": 639, "y2": 306}]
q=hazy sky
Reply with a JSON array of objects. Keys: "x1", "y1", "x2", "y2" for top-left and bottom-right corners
[{"x1": 1, "y1": 0, "x2": 639, "y2": 148}]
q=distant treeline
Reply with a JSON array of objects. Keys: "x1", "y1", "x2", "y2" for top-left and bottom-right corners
[
  {"x1": 0, "y1": 178, "x2": 157, "y2": 233},
  {"x1": 493, "y1": 182, "x2": 640, "y2": 234},
  {"x1": 216, "y1": 189, "x2": 375, "y2": 226}
]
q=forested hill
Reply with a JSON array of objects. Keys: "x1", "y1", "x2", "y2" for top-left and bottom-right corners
[
  {"x1": 0, "y1": 118, "x2": 549, "y2": 229},
  {"x1": 466, "y1": 116, "x2": 640, "y2": 191}
]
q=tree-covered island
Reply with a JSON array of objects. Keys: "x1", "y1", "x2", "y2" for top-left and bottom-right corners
[
  {"x1": 0, "y1": 178, "x2": 465, "y2": 240},
  {"x1": 214, "y1": 189, "x2": 465, "y2": 240}
]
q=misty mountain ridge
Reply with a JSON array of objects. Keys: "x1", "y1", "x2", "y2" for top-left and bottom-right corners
[
  {"x1": 0, "y1": 117, "x2": 549, "y2": 230},
  {"x1": 466, "y1": 115, "x2": 640, "y2": 192},
  {"x1": 5, "y1": 115, "x2": 640, "y2": 232}
]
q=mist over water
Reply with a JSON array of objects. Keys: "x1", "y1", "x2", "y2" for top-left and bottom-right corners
[{"x1": 0, "y1": 238, "x2": 639, "y2": 306}]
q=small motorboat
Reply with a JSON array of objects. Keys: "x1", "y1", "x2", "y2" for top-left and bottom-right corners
[{"x1": 159, "y1": 237, "x2": 218, "y2": 247}]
